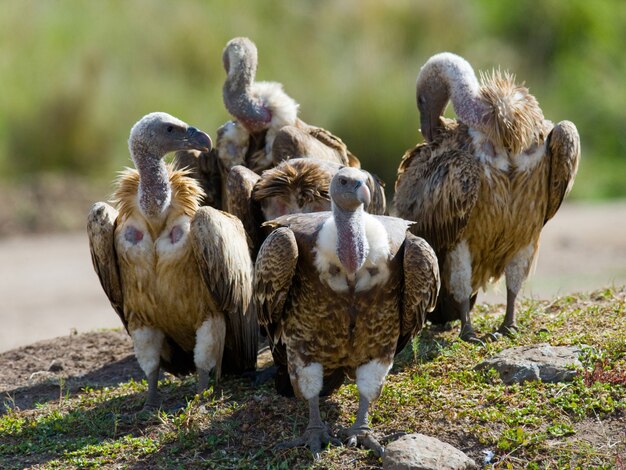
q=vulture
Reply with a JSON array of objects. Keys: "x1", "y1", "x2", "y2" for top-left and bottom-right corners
[
  {"x1": 226, "y1": 157, "x2": 386, "y2": 258},
  {"x1": 255, "y1": 167, "x2": 439, "y2": 456},
  {"x1": 218, "y1": 36, "x2": 360, "y2": 175},
  {"x1": 394, "y1": 52, "x2": 580, "y2": 343},
  {"x1": 87, "y1": 112, "x2": 257, "y2": 409}
]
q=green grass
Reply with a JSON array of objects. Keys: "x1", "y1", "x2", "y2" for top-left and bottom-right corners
[{"x1": 1, "y1": 286, "x2": 625, "y2": 469}]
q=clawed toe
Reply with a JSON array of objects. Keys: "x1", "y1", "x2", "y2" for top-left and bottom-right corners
[
  {"x1": 497, "y1": 324, "x2": 519, "y2": 337},
  {"x1": 460, "y1": 331, "x2": 486, "y2": 347},
  {"x1": 339, "y1": 426, "x2": 384, "y2": 457},
  {"x1": 275, "y1": 425, "x2": 341, "y2": 459},
  {"x1": 484, "y1": 331, "x2": 502, "y2": 342}
]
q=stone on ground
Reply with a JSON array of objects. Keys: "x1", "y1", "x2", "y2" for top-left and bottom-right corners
[
  {"x1": 383, "y1": 433, "x2": 477, "y2": 470},
  {"x1": 474, "y1": 343, "x2": 584, "y2": 384}
]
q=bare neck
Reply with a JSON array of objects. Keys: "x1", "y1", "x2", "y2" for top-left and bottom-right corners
[
  {"x1": 333, "y1": 203, "x2": 368, "y2": 275},
  {"x1": 431, "y1": 56, "x2": 490, "y2": 130},
  {"x1": 131, "y1": 147, "x2": 171, "y2": 219},
  {"x1": 223, "y1": 55, "x2": 271, "y2": 125}
]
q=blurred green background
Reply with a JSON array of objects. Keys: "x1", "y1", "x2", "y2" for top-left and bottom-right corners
[{"x1": 1, "y1": 0, "x2": 625, "y2": 221}]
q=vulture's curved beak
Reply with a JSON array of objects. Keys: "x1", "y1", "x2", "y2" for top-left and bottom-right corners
[
  {"x1": 355, "y1": 180, "x2": 371, "y2": 207},
  {"x1": 186, "y1": 127, "x2": 213, "y2": 152},
  {"x1": 420, "y1": 113, "x2": 434, "y2": 142}
]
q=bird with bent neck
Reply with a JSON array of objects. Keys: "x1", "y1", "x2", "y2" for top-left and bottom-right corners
[
  {"x1": 255, "y1": 167, "x2": 440, "y2": 458},
  {"x1": 395, "y1": 52, "x2": 580, "y2": 344},
  {"x1": 88, "y1": 112, "x2": 257, "y2": 410}
]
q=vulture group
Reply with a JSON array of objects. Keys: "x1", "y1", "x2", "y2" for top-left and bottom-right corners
[{"x1": 88, "y1": 38, "x2": 579, "y2": 458}]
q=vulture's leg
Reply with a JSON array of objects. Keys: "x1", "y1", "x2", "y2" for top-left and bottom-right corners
[
  {"x1": 194, "y1": 316, "x2": 226, "y2": 394},
  {"x1": 340, "y1": 360, "x2": 391, "y2": 457},
  {"x1": 456, "y1": 298, "x2": 484, "y2": 345},
  {"x1": 131, "y1": 326, "x2": 165, "y2": 410},
  {"x1": 500, "y1": 244, "x2": 536, "y2": 336},
  {"x1": 445, "y1": 242, "x2": 483, "y2": 344},
  {"x1": 275, "y1": 363, "x2": 341, "y2": 459}
]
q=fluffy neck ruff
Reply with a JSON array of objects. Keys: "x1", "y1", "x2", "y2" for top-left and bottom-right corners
[
  {"x1": 131, "y1": 146, "x2": 171, "y2": 220},
  {"x1": 333, "y1": 202, "x2": 369, "y2": 275}
]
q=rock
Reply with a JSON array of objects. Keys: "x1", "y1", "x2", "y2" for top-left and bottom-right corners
[
  {"x1": 28, "y1": 371, "x2": 60, "y2": 386},
  {"x1": 383, "y1": 433, "x2": 477, "y2": 470},
  {"x1": 48, "y1": 359, "x2": 64, "y2": 372},
  {"x1": 475, "y1": 343, "x2": 584, "y2": 384}
]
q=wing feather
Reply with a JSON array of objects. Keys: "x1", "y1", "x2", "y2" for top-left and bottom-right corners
[
  {"x1": 254, "y1": 227, "x2": 298, "y2": 329},
  {"x1": 87, "y1": 202, "x2": 127, "y2": 331},
  {"x1": 545, "y1": 120, "x2": 580, "y2": 224},
  {"x1": 225, "y1": 165, "x2": 263, "y2": 256},
  {"x1": 190, "y1": 206, "x2": 257, "y2": 372},
  {"x1": 394, "y1": 141, "x2": 481, "y2": 254},
  {"x1": 397, "y1": 233, "x2": 440, "y2": 352}
]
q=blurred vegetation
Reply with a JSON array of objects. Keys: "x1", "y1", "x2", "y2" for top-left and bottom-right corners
[{"x1": 0, "y1": 0, "x2": 624, "y2": 200}]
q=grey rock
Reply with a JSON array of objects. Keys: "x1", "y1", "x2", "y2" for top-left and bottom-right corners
[
  {"x1": 28, "y1": 371, "x2": 60, "y2": 386},
  {"x1": 475, "y1": 343, "x2": 584, "y2": 384},
  {"x1": 383, "y1": 433, "x2": 477, "y2": 470}
]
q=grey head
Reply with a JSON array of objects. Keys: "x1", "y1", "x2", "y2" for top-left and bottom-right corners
[
  {"x1": 222, "y1": 37, "x2": 272, "y2": 132},
  {"x1": 128, "y1": 112, "x2": 212, "y2": 160},
  {"x1": 330, "y1": 167, "x2": 371, "y2": 213},
  {"x1": 416, "y1": 52, "x2": 486, "y2": 142}
]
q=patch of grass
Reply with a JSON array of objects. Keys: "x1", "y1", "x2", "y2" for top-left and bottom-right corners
[{"x1": 0, "y1": 287, "x2": 625, "y2": 469}]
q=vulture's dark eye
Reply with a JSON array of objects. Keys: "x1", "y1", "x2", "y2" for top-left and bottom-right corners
[
  {"x1": 167, "y1": 126, "x2": 173, "y2": 133},
  {"x1": 339, "y1": 178, "x2": 347, "y2": 186},
  {"x1": 418, "y1": 95, "x2": 425, "y2": 105}
]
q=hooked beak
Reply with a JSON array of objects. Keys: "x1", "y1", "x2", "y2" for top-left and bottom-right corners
[
  {"x1": 186, "y1": 127, "x2": 213, "y2": 152},
  {"x1": 355, "y1": 180, "x2": 371, "y2": 207},
  {"x1": 420, "y1": 113, "x2": 434, "y2": 142}
]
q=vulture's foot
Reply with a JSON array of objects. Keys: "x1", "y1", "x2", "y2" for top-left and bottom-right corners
[
  {"x1": 497, "y1": 323, "x2": 520, "y2": 337},
  {"x1": 483, "y1": 331, "x2": 502, "y2": 342},
  {"x1": 275, "y1": 425, "x2": 341, "y2": 460},
  {"x1": 459, "y1": 326, "x2": 486, "y2": 347},
  {"x1": 340, "y1": 425, "x2": 384, "y2": 457}
]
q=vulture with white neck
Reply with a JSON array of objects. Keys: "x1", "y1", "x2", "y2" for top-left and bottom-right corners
[
  {"x1": 394, "y1": 52, "x2": 580, "y2": 343},
  {"x1": 255, "y1": 168, "x2": 439, "y2": 457},
  {"x1": 218, "y1": 37, "x2": 360, "y2": 175},
  {"x1": 87, "y1": 112, "x2": 257, "y2": 409},
  {"x1": 226, "y1": 157, "x2": 386, "y2": 259}
]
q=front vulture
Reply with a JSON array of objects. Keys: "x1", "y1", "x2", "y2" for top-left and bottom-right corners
[
  {"x1": 255, "y1": 168, "x2": 439, "y2": 457},
  {"x1": 226, "y1": 158, "x2": 386, "y2": 258},
  {"x1": 87, "y1": 112, "x2": 257, "y2": 409},
  {"x1": 218, "y1": 37, "x2": 360, "y2": 175},
  {"x1": 394, "y1": 52, "x2": 580, "y2": 343}
]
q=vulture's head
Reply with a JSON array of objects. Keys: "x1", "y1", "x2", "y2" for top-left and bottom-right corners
[
  {"x1": 222, "y1": 37, "x2": 272, "y2": 133},
  {"x1": 330, "y1": 167, "x2": 371, "y2": 212},
  {"x1": 416, "y1": 52, "x2": 480, "y2": 142},
  {"x1": 129, "y1": 112, "x2": 212, "y2": 159}
]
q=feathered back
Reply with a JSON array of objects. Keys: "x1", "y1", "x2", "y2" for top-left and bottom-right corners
[
  {"x1": 112, "y1": 165, "x2": 205, "y2": 232},
  {"x1": 478, "y1": 69, "x2": 545, "y2": 155},
  {"x1": 252, "y1": 159, "x2": 331, "y2": 205}
]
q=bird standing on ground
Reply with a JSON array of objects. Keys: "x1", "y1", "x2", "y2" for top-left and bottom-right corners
[
  {"x1": 394, "y1": 52, "x2": 580, "y2": 343},
  {"x1": 87, "y1": 112, "x2": 257, "y2": 409},
  {"x1": 255, "y1": 167, "x2": 439, "y2": 457}
]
